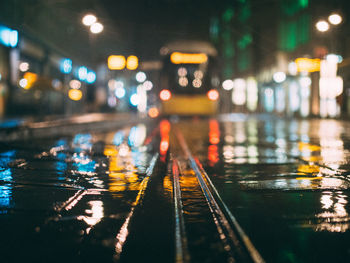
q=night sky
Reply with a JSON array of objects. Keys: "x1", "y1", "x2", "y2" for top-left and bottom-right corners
[{"x1": 0, "y1": 0, "x2": 225, "y2": 65}]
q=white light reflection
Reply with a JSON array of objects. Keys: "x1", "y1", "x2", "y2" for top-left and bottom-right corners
[
  {"x1": 316, "y1": 191, "x2": 350, "y2": 233},
  {"x1": 78, "y1": 200, "x2": 104, "y2": 234}
]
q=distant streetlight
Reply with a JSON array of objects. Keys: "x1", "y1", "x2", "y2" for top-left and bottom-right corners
[
  {"x1": 82, "y1": 14, "x2": 97, "y2": 26},
  {"x1": 328, "y1": 13, "x2": 342, "y2": 25},
  {"x1": 90, "y1": 22, "x2": 103, "y2": 34},
  {"x1": 316, "y1": 20, "x2": 330, "y2": 32}
]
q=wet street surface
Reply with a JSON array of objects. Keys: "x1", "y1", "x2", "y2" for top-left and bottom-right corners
[{"x1": 1, "y1": 114, "x2": 350, "y2": 262}]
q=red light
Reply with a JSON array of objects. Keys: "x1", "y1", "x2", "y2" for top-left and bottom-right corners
[
  {"x1": 160, "y1": 140, "x2": 169, "y2": 154},
  {"x1": 160, "y1": 89, "x2": 171, "y2": 101},
  {"x1": 209, "y1": 119, "x2": 220, "y2": 144},
  {"x1": 207, "y1": 89, "x2": 219, "y2": 101}
]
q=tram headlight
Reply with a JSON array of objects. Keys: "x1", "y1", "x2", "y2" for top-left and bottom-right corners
[
  {"x1": 207, "y1": 89, "x2": 219, "y2": 101},
  {"x1": 160, "y1": 89, "x2": 172, "y2": 101}
]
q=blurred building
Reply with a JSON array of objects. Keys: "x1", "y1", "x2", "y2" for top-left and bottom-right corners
[{"x1": 211, "y1": 0, "x2": 350, "y2": 118}]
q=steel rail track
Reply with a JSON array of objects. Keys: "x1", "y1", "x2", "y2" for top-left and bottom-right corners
[{"x1": 175, "y1": 128, "x2": 265, "y2": 263}]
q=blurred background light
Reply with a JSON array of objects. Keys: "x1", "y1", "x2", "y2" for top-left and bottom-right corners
[
  {"x1": 194, "y1": 70, "x2": 203, "y2": 79},
  {"x1": 69, "y1": 79, "x2": 81, "y2": 89},
  {"x1": 19, "y1": 78, "x2": 28, "y2": 89},
  {"x1": 60, "y1": 58, "x2": 72, "y2": 74},
  {"x1": 328, "y1": 13, "x2": 342, "y2": 25},
  {"x1": 316, "y1": 20, "x2": 329, "y2": 32},
  {"x1": 82, "y1": 14, "x2": 97, "y2": 26},
  {"x1": 288, "y1": 62, "x2": 298, "y2": 76},
  {"x1": 143, "y1": 80, "x2": 153, "y2": 91},
  {"x1": 126, "y1": 55, "x2": 138, "y2": 70},
  {"x1": 222, "y1": 79, "x2": 234, "y2": 90},
  {"x1": 326, "y1": 54, "x2": 342, "y2": 63},
  {"x1": 130, "y1": 93, "x2": 139, "y2": 106},
  {"x1": 273, "y1": 72, "x2": 286, "y2": 83},
  {"x1": 21, "y1": 72, "x2": 38, "y2": 90},
  {"x1": 299, "y1": 76, "x2": 312, "y2": 88},
  {"x1": 232, "y1": 78, "x2": 246, "y2": 105},
  {"x1": 160, "y1": 89, "x2": 171, "y2": 101},
  {"x1": 148, "y1": 107, "x2": 159, "y2": 118},
  {"x1": 78, "y1": 66, "x2": 88, "y2": 81},
  {"x1": 295, "y1": 58, "x2": 321, "y2": 73},
  {"x1": 177, "y1": 67, "x2": 187, "y2": 77},
  {"x1": 90, "y1": 22, "x2": 103, "y2": 34},
  {"x1": 171, "y1": 52, "x2": 208, "y2": 64},
  {"x1": 108, "y1": 79, "x2": 116, "y2": 90},
  {"x1": 19, "y1": 62, "x2": 29, "y2": 72},
  {"x1": 264, "y1": 88, "x2": 274, "y2": 112},
  {"x1": 192, "y1": 78, "x2": 202, "y2": 88},
  {"x1": 136, "y1": 71, "x2": 146, "y2": 82},
  {"x1": 116, "y1": 80, "x2": 124, "y2": 89},
  {"x1": 0, "y1": 25, "x2": 18, "y2": 48},
  {"x1": 68, "y1": 89, "x2": 83, "y2": 101},
  {"x1": 86, "y1": 71, "x2": 96, "y2": 84},
  {"x1": 207, "y1": 89, "x2": 219, "y2": 101},
  {"x1": 115, "y1": 86, "x2": 126, "y2": 99},
  {"x1": 179, "y1": 77, "x2": 188, "y2": 87},
  {"x1": 108, "y1": 55, "x2": 126, "y2": 70},
  {"x1": 246, "y1": 77, "x2": 258, "y2": 111}
]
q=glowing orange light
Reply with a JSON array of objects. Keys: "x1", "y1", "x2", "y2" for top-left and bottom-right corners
[
  {"x1": 22, "y1": 72, "x2": 38, "y2": 89},
  {"x1": 207, "y1": 89, "x2": 219, "y2": 101},
  {"x1": 148, "y1": 107, "x2": 159, "y2": 118},
  {"x1": 209, "y1": 119, "x2": 220, "y2": 145},
  {"x1": 126, "y1": 55, "x2": 138, "y2": 70},
  {"x1": 208, "y1": 145, "x2": 219, "y2": 167},
  {"x1": 68, "y1": 89, "x2": 83, "y2": 101},
  {"x1": 159, "y1": 119, "x2": 170, "y2": 160},
  {"x1": 170, "y1": 52, "x2": 208, "y2": 64},
  {"x1": 295, "y1": 58, "x2": 321, "y2": 73},
  {"x1": 108, "y1": 55, "x2": 126, "y2": 70},
  {"x1": 160, "y1": 119, "x2": 171, "y2": 137},
  {"x1": 160, "y1": 89, "x2": 171, "y2": 101},
  {"x1": 160, "y1": 140, "x2": 169, "y2": 155}
]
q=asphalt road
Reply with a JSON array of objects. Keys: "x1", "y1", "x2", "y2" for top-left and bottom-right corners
[{"x1": 1, "y1": 114, "x2": 350, "y2": 262}]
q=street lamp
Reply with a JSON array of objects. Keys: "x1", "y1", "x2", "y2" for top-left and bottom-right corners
[
  {"x1": 82, "y1": 14, "x2": 97, "y2": 26},
  {"x1": 82, "y1": 13, "x2": 103, "y2": 34},
  {"x1": 315, "y1": 20, "x2": 330, "y2": 32},
  {"x1": 328, "y1": 13, "x2": 342, "y2": 25},
  {"x1": 90, "y1": 22, "x2": 103, "y2": 34}
]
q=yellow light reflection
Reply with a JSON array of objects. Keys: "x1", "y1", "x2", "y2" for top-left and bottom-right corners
[
  {"x1": 297, "y1": 164, "x2": 320, "y2": 174},
  {"x1": 170, "y1": 52, "x2": 208, "y2": 64}
]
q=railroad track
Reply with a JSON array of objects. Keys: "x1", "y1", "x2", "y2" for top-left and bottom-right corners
[{"x1": 170, "y1": 127, "x2": 265, "y2": 263}]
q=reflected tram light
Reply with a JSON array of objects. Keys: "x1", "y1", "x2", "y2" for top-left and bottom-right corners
[
  {"x1": 160, "y1": 89, "x2": 171, "y2": 101},
  {"x1": 170, "y1": 52, "x2": 208, "y2": 64},
  {"x1": 207, "y1": 89, "x2": 219, "y2": 101}
]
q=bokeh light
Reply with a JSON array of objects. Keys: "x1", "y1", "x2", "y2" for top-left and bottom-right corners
[
  {"x1": 82, "y1": 14, "x2": 97, "y2": 26},
  {"x1": 90, "y1": 22, "x2": 103, "y2": 34}
]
